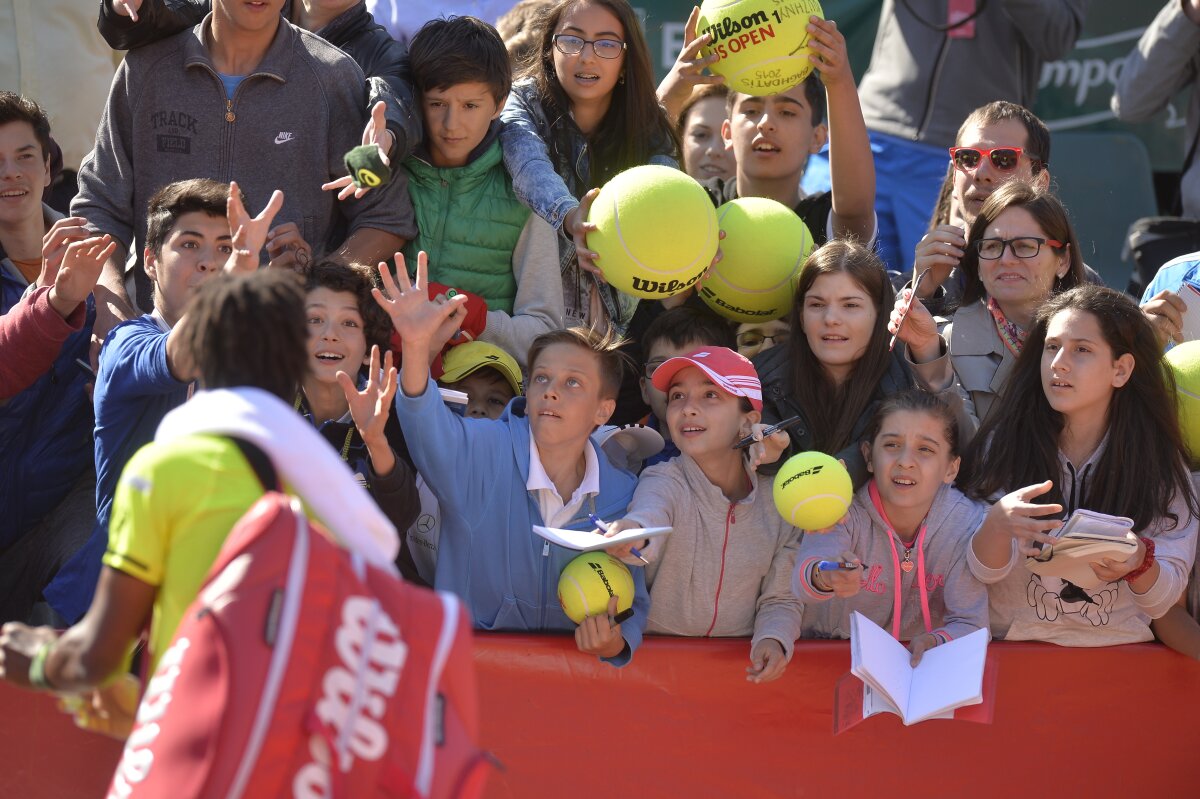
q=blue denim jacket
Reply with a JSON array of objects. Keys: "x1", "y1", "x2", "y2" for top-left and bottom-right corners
[
  {"x1": 500, "y1": 79, "x2": 677, "y2": 331},
  {"x1": 500, "y1": 78, "x2": 678, "y2": 231}
]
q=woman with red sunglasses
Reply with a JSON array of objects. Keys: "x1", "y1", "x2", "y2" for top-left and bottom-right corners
[{"x1": 887, "y1": 181, "x2": 1085, "y2": 434}]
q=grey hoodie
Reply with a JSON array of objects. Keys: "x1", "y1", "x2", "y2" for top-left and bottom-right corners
[
  {"x1": 795, "y1": 482, "x2": 989, "y2": 644},
  {"x1": 72, "y1": 14, "x2": 416, "y2": 307},
  {"x1": 968, "y1": 440, "x2": 1199, "y2": 645},
  {"x1": 623, "y1": 454, "x2": 804, "y2": 659}
]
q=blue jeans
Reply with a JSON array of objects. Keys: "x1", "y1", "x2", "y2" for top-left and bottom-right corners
[{"x1": 870, "y1": 131, "x2": 948, "y2": 274}]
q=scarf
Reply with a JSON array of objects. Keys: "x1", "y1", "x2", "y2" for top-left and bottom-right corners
[{"x1": 987, "y1": 298, "x2": 1027, "y2": 358}]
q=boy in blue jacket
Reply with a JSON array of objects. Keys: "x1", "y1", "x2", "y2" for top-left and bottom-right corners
[
  {"x1": 381, "y1": 252, "x2": 646, "y2": 666},
  {"x1": 44, "y1": 178, "x2": 282, "y2": 622}
]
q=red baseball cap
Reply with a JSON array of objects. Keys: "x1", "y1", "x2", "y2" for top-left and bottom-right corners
[{"x1": 651, "y1": 347, "x2": 763, "y2": 411}]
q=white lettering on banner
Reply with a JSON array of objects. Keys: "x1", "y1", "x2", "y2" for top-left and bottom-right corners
[
  {"x1": 294, "y1": 596, "x2": 406, "y2": 798},
  {"x1": 661, "y1": 22, "x2": 685, "y2": 71},
  {"x1": 107, "y1": 638, "x2": 192, "y2": 799}
]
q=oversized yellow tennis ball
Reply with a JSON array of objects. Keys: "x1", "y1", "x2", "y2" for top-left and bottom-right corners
[
  {"x1": 1165, "y1": 341, "x2": 1200, "y2": 467},
  {"x1": 557, "y1": 552, "x2": 635, "y2": 624},
  {"x1": 698, "y1": 197, "x2": 814, "y2": 322},
  {"x1": 586, "y1": 165, "x2": 718, "y2": 299},
  {"x1": 697, "y1": 0, "x2": 825, "y2": 97},
  {"x1": 773, "y1": 451, "x2": 852, "y2": 530}
]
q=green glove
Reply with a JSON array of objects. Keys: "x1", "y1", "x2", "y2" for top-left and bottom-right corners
[{"x1": 343, "y1": 144, "x2": 392, "y2": 190}]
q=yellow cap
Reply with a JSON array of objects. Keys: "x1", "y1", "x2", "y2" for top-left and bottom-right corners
[{"x1": 439, "y1": 341, "x2": 523, "y2": 396}]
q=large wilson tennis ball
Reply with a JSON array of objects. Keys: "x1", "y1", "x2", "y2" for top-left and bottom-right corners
[
  {"x1": 557, "y1": 552, "x2": 635, "y2": 624},
  {"x1": 773, "y1": 451, "x2": 852, "y2": 530},
  {"x1": 586, "y1": 165, "x2": 718, "y2": 299},
  {"x1": 698, "y1": 197, "x2": 815, "y2": 322},
  {"x1": 1165, "y1": 341, "x2": 1200, "y2": 467},
  {"x1": 697, "y1": 0, "x2": 825, "y2": 96}
]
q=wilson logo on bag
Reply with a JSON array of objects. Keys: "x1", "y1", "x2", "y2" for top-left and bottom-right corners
[{"x1": 106, "y1": 494, "x2": 490, "y2": 799}]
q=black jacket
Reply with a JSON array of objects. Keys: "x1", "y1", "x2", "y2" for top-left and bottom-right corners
[
  {"x1": 751, "y1": 342, "x2": 914, "y2": 488},
  {"x1": 97, "y1": 0, "x2": 420, "y2": 159}
]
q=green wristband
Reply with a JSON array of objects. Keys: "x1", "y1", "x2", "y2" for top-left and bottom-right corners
[
  {"x1": 343, "y1": 144, "x2": 392, "y2": 190},
  {"x1": 28, "y1": 641, "x2": 54, "y2": 691}
]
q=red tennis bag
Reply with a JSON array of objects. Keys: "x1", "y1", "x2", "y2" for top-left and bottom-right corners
[{"x1": 105, "y1": 493, "x2": 489, "y2": 799}]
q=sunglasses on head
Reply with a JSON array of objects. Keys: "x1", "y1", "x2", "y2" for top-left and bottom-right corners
[{"x1": 949, "y1": 146, "x2": 1027, "y2": 173}]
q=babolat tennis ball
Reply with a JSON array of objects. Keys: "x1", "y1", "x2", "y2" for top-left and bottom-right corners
[
  {"x1": 698, "y1": 197, "x2": 815, "y2": 322},
  {"x1": 773, "y1": 451, "x2": 852, "y2": 530},
  {"x1": 697, "y1": 0, "x2": 825, "y2": 96},
  {"x1": 557, "y1": 552, "x2": 635, "y2": 624},
  {"x1": 1165, "y1": 341, "x2": 1200, "y2": 467},
  {"x1": 586, "y1": 165, "x2": 718, "y2": 299}
]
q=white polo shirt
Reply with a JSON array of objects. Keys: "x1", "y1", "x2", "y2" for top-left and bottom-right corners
[{"x1": 527, "y1": 431, "x2": 600, "y2": 528}]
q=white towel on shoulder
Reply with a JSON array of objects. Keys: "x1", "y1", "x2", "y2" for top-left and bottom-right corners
[{"x1": 156, "y1": 386, "x2": 400, "y2": 569}]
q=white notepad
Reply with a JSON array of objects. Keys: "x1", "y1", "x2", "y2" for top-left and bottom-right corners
[
  {"x1": 531, "y1": 525, "x2": 672, "y2": 552},
  {"x1": 849, "y1": 612, "x2": 988, "y2": 726}
]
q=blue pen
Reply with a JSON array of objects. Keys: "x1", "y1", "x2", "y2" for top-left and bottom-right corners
[
  {"x1": 589, "y1": 513, "x2": 649, "y2": 565},
  {"x1": 817, "y1": 560, "x2": 860, "y2": 571}
]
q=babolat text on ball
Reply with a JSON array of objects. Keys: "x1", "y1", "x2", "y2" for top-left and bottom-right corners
[{"x1": 697, "y1": 0, "x2": 825, "y2": 96}]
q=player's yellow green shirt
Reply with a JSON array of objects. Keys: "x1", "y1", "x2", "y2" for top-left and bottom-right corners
[{"x1": 103, "y1": 434, "x2": 265, "y2": 671}]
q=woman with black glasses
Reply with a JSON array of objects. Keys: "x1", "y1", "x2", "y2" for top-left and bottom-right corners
[{"x1": 888, "y1": 181, "x2": 1085, "y2": 432}]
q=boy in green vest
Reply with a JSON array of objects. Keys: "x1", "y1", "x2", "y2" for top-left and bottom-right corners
[{"x1": 402, "y1": 15, "x2": 565, "y2": 369}]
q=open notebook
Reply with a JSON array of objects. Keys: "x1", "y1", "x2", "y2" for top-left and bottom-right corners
[
  {"x1": 1025, "y1": 509, "x2": 1138, "y2": 589},
  {"x1": 849, "y1": 612, "x2": 988, "y2": 726}
]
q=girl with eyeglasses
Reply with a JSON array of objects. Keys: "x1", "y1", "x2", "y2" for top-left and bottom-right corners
[
  {"x1": 889, "y1": 181, "x2": 1085, "y2": 432},
  {"x1": 500, "y1": 0, "x2": 679, "y2": 332},
  {"x1": 960, "y1": 285, "x2": 1198, "y2": 646}
]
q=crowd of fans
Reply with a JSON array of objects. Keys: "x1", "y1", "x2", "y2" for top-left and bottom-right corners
[{"x1": 0, "y1": 0, "x2": 1197, "y2": 747}]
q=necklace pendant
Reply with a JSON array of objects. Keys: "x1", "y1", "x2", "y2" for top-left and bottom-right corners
[{"x1": 900, "y1": 559, "x2": 914, "y2": 573}]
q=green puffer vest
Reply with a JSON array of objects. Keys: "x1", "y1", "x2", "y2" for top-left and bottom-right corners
[{"x1": 402, "y1": 141, "x2": 530, "y2": 314}]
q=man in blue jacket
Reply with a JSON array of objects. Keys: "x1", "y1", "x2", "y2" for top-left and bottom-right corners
[{"x1": 381, "y1": 253, "x2": 646, "y2": 666}]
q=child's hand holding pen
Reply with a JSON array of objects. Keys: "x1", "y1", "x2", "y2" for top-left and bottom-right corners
[
  {"x1": 735, "y1": 416, "x2": 800, "y2": 472},
  {"x1": 590, "y1": 514, "x2": 649, "y2": 565},
  {"x1": 811, "y1": 550, "x2": 863, "y2": 597}
]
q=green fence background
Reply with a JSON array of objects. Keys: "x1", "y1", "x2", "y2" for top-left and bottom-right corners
[{"x1": 636, "y1": 1, "x2": 1188, "y2": 172}]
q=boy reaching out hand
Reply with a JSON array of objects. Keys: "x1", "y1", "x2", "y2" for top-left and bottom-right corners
[{"x1": 382, "y1": 252, "x2": 648, "y2": 664}]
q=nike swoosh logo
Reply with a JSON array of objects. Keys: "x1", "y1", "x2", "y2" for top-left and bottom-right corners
[{"x1": 274, "y1": 133, "x2": 294, "y2": 144}]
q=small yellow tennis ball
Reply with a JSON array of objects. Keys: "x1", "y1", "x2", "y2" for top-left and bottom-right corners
[
  {"x1": 557, "y1": 552, "x2": 635, "y2": 624},
  {"x1": 586, "y1": 165, "x2": 718, "y2": 300},
  {"x1": 697, "y1": 0, "x2": 825, "y2": 96},
  {"x1": 1165, "y1": 341, "x2": 1200, "y2": 467},
  {"x1": 773, "y1": 451, "x2": 852, "y2": 530},
  {"x1": 698, "y1": 197, "x2": 815, "y2": 322}
]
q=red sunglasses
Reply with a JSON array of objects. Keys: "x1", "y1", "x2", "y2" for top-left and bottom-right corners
[{"x1": 949, "y1": 146, "x2": 1027, "y2": 173}]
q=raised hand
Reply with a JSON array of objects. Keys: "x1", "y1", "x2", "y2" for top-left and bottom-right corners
[
  {"x1": 265, "y1": 222, "x2": 312, "y2": 273},
  {"x1": 39, "y1": 216, "x2": 93, "y2": 287},
  {"x1": 335, "y1": 345, "x2": 399, "y2": 477},
  {"x1": 746, "y1": 420, "x2": 790, "y2": 472},
  {"x1": 913, "y1": 224, "x2": 967, "y2": 299},
  {"x1": 656, "y1": 6, "x2": 724, "y2": 120},
  {"x1": 564, "y1": 188, "x2": 604, "y2": 280},
  {"x1": 746, "y1": 638, "x2": 787, "y2": 684},
  {"x1": 1141, "y1": 289, "x2": 1186, "y2": 349},
  {"x1": 322, "y1": 101, "x2": 393, "y2": 201},
  {"x1": 806, "y1": 17, "x2": 851, "y2": 88},
  {"x1": 112, "y1": 0, "x2": 142, "y2": 21},
  {"x1": 48, "y1": 235, "x2": 117, "y2": 319},
  {"x1": 372, "y1": 252, "x2": 467, "y2": 349},
  {"x1": 985, "y1": 480, "x2": 1063, "y2": 558},
  {"x1": 888, "y1": 288, "x2": 941, "y2": 362},
  {"x1": 600, "y1": 518, "x2": 643, "y2": 564},
  {"x1": 225, "y1": 181, "x2": 284, "y2": 273}
]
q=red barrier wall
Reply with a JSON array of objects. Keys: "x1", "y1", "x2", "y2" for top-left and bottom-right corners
[{"x1": 2, "y1": 635, "x2": 1198, "y2": 798}]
